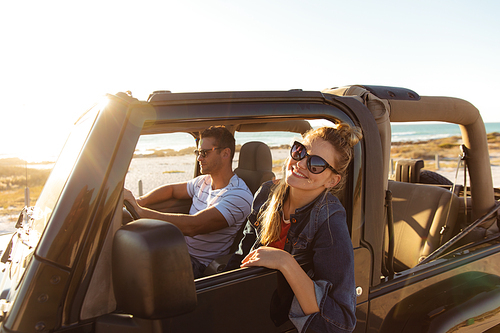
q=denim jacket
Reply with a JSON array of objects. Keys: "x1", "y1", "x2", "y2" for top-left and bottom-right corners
[{"x1": 227, "y1": 181, "x2": 356, "y2": 333}]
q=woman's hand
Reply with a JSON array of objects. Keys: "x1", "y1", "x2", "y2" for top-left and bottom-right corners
[{"x1": 241, "y1": 246, "x2": 293, "y2": 271}]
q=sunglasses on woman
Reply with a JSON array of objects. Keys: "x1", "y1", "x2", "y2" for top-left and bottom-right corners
[{"x1": 290, "y1": 141, "x2": 339, "y2": 175}]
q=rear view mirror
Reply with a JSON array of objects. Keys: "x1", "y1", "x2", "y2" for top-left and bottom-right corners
[{"x1": 112, "y1": 219, "x2": 197, "y2": 319}]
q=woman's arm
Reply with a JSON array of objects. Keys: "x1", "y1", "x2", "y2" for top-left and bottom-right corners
[
  {"x1": 241, "y1": 247, "x2": 319, "y2": 315},
  {"x1": 302, "y1": 210, "x2": 356, "y2": 332},
  {"x1": 242, "y1": 208, "x2": 357, "y2": 333}
]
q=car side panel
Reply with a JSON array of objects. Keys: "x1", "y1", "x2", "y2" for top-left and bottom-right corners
[
  {"x1": 96, "y1": 269, "x2": 296, "y2": 333},
  {"x1": 367, "y1": 245, "x2": 500, "y2": 333}
]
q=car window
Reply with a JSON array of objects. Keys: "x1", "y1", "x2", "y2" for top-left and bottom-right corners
[
  {"x1": 235, "y1": 131, "x2": 302, "y2": 179},
  {"x1": 197, "y1": 119, "x2": 340, "y2": 277},
  {"x1": 124, "y1": 132, "x2": 197, "y2": 196},
  {"x1": 234, "y1": 119, "x2": 337, "y2": 179}
]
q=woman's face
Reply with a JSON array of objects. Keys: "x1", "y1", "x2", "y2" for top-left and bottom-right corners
[{"x1": 285, "y1": 138, "x2": 341, "y2": 193}]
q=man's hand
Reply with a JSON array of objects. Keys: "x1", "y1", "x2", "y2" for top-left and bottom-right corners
[
  {"x1": 122, "y1": 188, "x2": 227, "y2": 236},
  {"x1": 123, "y1": 188, "x2": 135, "y2": 203},
  {"x1": 123, "y1": 188, "x2": 143, "y2": 219}
]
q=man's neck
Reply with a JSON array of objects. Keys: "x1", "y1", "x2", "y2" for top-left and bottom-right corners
[{"x1": 210, "y1": 168, "x2": 235, "y2": 190}]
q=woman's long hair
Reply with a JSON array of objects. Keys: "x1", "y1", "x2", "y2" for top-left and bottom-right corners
[{"x1": 258, "y1": 124, "x2": 362, "y2": 246}]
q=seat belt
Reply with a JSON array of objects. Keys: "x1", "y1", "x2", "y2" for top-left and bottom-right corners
[
  {"x1": 440, "y1": 144, "x2": 468, "y2": 243},
  {"x1": 385, "y1": 190, "x2": 395, "y2": 279}
]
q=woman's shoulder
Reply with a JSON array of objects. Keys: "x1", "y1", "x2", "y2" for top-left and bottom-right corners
[
  {"x1": 251, "y1": 180, "x2": 275, "y2": 211},
  {"x1": 311, "y1": 192, "x2": 346, "y2": 222},
  {"x1": 255, "y1": 179, "x2": 278, "y2": 197},
  {"x1": 317, "y1": 191, "x2": 344, "y2": 209}
]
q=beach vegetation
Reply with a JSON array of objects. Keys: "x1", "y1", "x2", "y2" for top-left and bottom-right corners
[
  {"x1": 390, "y1": 133, "x2": 500, "y2": 169},
  {"x1": 134, "y1": 147, "x2": 198, "y2": 158},
  {"x1": 391, "y1": 136, "x2": 462, "y2": 160},
  {"x1": 272, "y1": 159, "x2": 287, "y2": 174},
  {"x1": 0, "y1": 162, "x2": 52, "y2": 215},
  {"x1": 0, "y1": 165, "x2": 51, "y2": 190},
  {"x1": 132, "y1": 144, "x2": 293, "y2": 159},
  {"x1": 487, "y1": 132, "x2": 500, "y2": 142}
]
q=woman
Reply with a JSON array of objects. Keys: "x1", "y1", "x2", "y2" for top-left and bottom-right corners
[{"x1": 228, "y1": 124, "x2": 362, "y2": 333}]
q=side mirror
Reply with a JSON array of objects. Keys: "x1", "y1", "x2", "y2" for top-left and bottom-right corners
[{"x1": 112, "y1": 219, "x2": 197, "y2": 319}]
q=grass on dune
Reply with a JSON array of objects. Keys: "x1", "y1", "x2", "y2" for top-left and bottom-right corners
[{"x1": 0, "y1": 163, "x2": 51, "y2": 215}]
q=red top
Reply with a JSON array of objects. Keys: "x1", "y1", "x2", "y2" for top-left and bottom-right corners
[{"x1": 268, "y1": 215, "x2": 291, "y2": 250}]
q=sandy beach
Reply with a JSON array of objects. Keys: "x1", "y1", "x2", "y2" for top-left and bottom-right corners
[
  {"x1": 0, "y1": 214, "x2": 18, "y2": 234},
  {"x1": 125, "y1": 148, "x2": 500, "y2": 197},
  {"x1": 124, "y1": 149, "x2": 290, "y2": 196},
  {"x1": 2, "y1": 146, "x2": 500, "y2": 235}
]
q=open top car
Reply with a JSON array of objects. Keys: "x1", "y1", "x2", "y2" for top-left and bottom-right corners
[{"x1": 1, "y1": 85, "x2": 499, "y2": 332}]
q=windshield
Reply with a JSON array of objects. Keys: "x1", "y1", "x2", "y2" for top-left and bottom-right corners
[
  {"x1": 0, "y1": 105, "x2": 99, "y2": 304},
  {"x1": 30, "y1": 106, "x2": 99, "y2": 238}
]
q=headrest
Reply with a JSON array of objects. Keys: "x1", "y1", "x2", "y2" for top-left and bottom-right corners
[
  {"x1": 238, "y1": 141, "x2": 273, "y2": 172},
  {"x1": 235, "y1": 141, "x2": 275, "y2": 194}
]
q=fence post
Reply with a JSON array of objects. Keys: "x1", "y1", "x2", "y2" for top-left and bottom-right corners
[
  {"x1": 435, "y1": 154, "x2": 440, "y2": 170},
  {"x1": 24, "y1": 161, "x2": 30, "y2": 207},
  {"x1": 24, "y1": 187, "x2": 30, "y2": 207},
  {"x1": 138, "y1": 180, "x2": 143, "y2": 197}
]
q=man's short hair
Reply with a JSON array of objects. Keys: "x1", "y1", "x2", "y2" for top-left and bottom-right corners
[{"x1": 201, "y1": 126, "x2": 236, "y2": 160}]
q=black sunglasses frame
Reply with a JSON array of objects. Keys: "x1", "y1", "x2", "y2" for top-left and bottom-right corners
[
  {"x1": 194, "y1": 147, "x2": 223, "y2": 158},
  {"x1": 290, "y1": 141, "x2": 339, "y2": 175}
]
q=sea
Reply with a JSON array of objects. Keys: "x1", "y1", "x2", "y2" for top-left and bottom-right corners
[
  {"x1": 391, "y1": 122, "x2": 500, "y2": 142},
  {"x1": 2, "y1": 122, "x2": 500, "y2": 164},
  {"x1": 125, "y1": 122, "x2": 500, "y2": 157}
]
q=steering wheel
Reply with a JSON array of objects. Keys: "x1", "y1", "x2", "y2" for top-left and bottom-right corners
[{"x1": 123, "y1": 200, "x2": 140, "y2": 220}]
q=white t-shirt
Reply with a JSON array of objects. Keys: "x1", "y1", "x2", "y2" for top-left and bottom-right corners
[{"x1": 186, "y1": 174, "x2": 253, "y2": 265}]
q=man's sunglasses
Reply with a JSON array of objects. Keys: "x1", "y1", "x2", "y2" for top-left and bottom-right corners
[
  {"x1": 194, "y1": 147, "x2": 223, "y2": 158},
  {"x1": 290, "y1": 141, "x2": 339, "y2": 175}
]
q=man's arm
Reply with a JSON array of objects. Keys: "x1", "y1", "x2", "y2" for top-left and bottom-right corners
[
  {"x1": 138, "y1": 205, "x2": 228, "y2": 237},
  {"x1": 123, "y1": 188, "x2": 228, "y2": 237},
  {"x1": 137, "y1": 182, "x2": 190, "y2": 207}
]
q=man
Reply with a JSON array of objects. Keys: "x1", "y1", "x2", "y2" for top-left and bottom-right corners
[{"x1": 124, "y1": 126, "x2": 253, "y2": 278}]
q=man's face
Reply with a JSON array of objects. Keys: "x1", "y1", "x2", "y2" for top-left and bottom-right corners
[{"x1": 197, "y1": 137, "x2": 223, "y2": 175}]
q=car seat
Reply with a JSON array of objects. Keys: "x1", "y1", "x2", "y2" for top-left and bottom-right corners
[
  {"x1": 387, "y1": 180, "x2": 459, "y2": 271},
  {"x1": 234, "y1": 141, "x2": 275, "y2": 194},
  {"x1": 203, "y1": 142, "x2": 275, "y2": 276}
]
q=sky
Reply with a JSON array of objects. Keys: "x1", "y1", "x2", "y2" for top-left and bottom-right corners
[{"x1": 1, "y1": 0, "x2": 499, "y2": 162}]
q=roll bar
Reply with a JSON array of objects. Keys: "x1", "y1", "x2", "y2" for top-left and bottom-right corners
[{"x1": 389, "y1": 96, "x2": 495, "y2": 229}]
